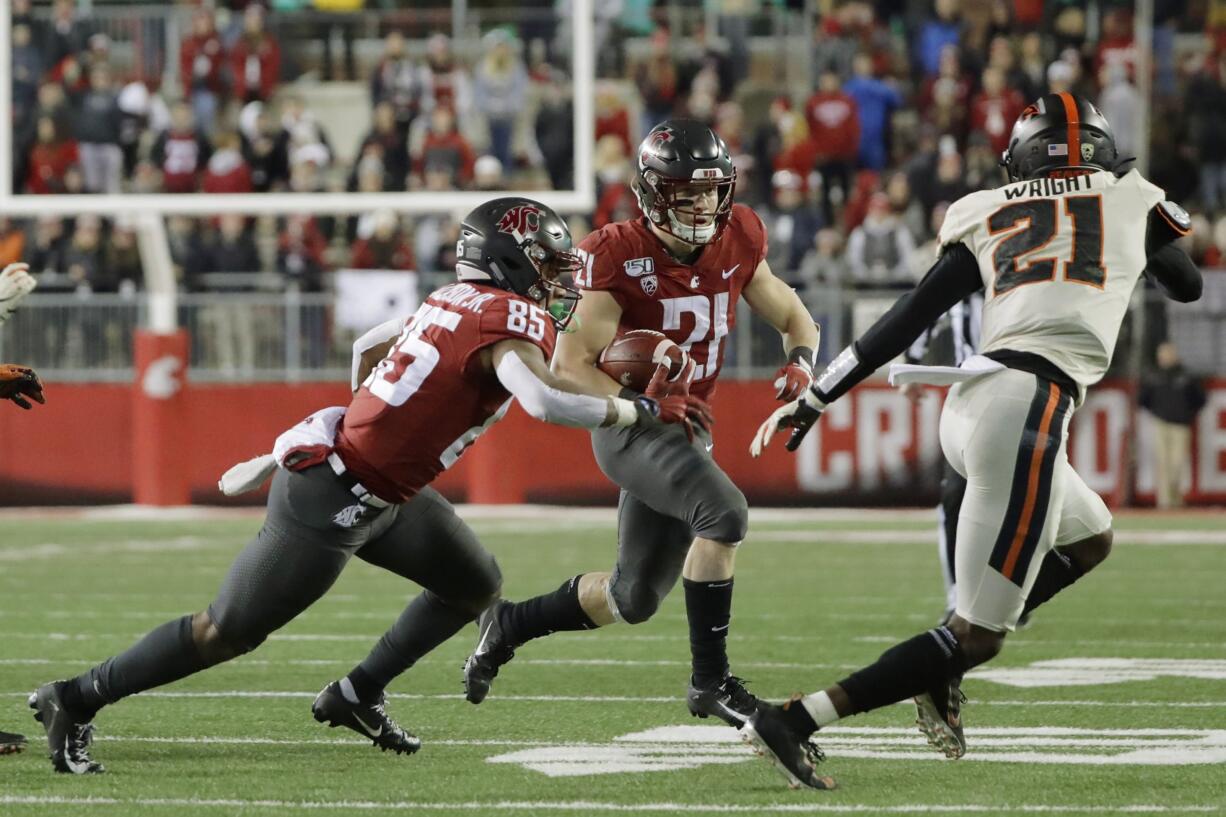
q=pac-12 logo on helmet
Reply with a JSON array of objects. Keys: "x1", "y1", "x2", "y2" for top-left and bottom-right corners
[{"x1": 496, "y1": 204, "x2": 543, "y2": 243}]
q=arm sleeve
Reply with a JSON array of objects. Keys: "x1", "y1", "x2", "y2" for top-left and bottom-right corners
[
  {"x1": 1145, "y1": 244, "x2": 1202, "y2": 303},
  {"x1": 1145, "y1": 200, "x2": 1193, "y2": 256},
  {"x1": 494, "y1": 348, "x2": 614, "y2": 429},
  {"x1": 811, "y1": 242, "x2": 983, "y2": 403}
]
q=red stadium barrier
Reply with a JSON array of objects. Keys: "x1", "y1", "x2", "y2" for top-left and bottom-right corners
[{"x1": 2, "y1": 379, "x2": 1224, "y2": 506}]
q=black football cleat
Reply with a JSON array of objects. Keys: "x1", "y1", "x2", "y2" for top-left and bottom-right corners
[
  {"x1": 28, "y1": 681, "x2": 104, "y2": 774},
  {"x1": 687, "y1": 674, "x2": 761, "y2": 727},
  {"x1": 311, "y1": 682, "x2": 421, "y2": 755},
  {"x1": 0, "y1": 730, "x2": 27, "y2": 755},
  {"x1": 914, "y1": 675, "x2": 967, "y2": 758},
  {"x1": 462, "y1": 601, "x2": 517, "y2": 704},
  {"x1": 740, "y1": 700, "x2": 836, "y2": 791}
]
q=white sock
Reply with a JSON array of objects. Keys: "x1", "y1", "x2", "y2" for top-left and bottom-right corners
[
  {"x1": 801, "y1": 690, "x2": 841, "y2": 728},
  {"x1": 338, "y1": 677, "x2": 361, "y2": 705}
]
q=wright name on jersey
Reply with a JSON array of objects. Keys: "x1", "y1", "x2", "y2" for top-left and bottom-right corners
[{"x1": 938, "y1": 168, "x2": 1163, "y2": 397}]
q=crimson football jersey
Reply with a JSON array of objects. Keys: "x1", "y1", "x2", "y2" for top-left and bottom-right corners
[
  {"x1": 574, "y1": 204, "x2": 767, "y2": 399},
  {"x1": 334, "y1": 282, "x2": 556, "y2": 503}
]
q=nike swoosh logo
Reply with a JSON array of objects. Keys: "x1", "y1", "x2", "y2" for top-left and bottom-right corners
[
  {"x1": 710, "y1": 624, "x2": 730, "y2": 632},
  {"x1": 474, "y1": 617, "x2": 495, "y2": 656},
  {"x1": 353, "y1": 713, "x2": 383, "y2": 738},
  {"x1": 721, "y1": 264, "x2": 740, "y2": 280}
]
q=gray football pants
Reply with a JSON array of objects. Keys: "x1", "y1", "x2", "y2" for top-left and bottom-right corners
[
  {"x1": 591, "y1": 422, "x2": 748, "y2": 625},
  {"x1": 207, "y1": 464, "x2": 501, "y2": 652}
]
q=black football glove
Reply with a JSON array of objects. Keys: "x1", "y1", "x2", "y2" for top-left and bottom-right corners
[
  {"x1": 749, "y1": 389, "x2": 826, "y2": 456},
  {"x1": 0, "y1": 365, "x2": 45, "y2": 410}
]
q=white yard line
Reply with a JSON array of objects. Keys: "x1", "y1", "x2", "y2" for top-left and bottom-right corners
[{"x1": 0, "y1": 796, "x2": 1217, "y2": 814}]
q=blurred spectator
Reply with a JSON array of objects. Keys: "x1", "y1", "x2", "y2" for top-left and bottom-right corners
[
  {"x1": 844, "y1": 52, "x2": 901, "y2": 171},
  {"x1": 969, "y1": 66, "x2": 1025, "y2": 155},
  {"x1": 44, "y1": 0, "x2": 87, "y2": 69},
  {"x1": 635, "y1": 29, "x2": 680, "y2": 133},
  {"x1": 351, "y1": 211, "x2": 415, "y2": 270},
  {"x1": 750, "y1": 96, "x2": 791, "y2": 206},
  {"x1": 202, "y1": 132, "x2": 253, "y2": 194},
  {"x1": 595, "y1": 84, "x2": 633, "y2": 156},
  {"x1": 24, "y1": 217, "x2": 67, "y2": 275},
  {"x1": 915, "y1": 141, "x2": 968, "y2": 217},
  {"x1": 805, "y1": 69, "x2": 860, "y2": 223},
  {"x1": 239, "y1": 102, "x2": 291, "y2": 192},
  {"x1": 231, "y1": 5, "x2": 281, "y2": 103},
  {"x1": 105, "y1": 219, "x2": 142, "y2": 291},
  {"x1": 474, "y1": 155, "x2": 506, "y2": 192},
  {"x1": 679, "y1": 23, "x2": 735, "y2": 103},
  {"x1": 964, "y1": 131, "x2": 1002, "y2": 192},
  {"x1": 167, "y1": 216, "x2": 206, "y2": 289},
  {"x1": 278, "y1": 214, "x2": 328, "y2": 292},
  {"x1": 202, "y1": 214, "x2": 261, "y2": 279},
  {"x1": 534, "y1": 70, "x2": 574, "y2": 190},
  {"x1": 920, "y1": 45, "x2": 972, "y2": 144},
  {"x1": 418, "y1": 34, "x2": 472, "y2": 118},
  {"x1": 1016, "y1": 32, "x2": 1048, "y2": 102},
  {"x1": 763, "y1": 170, "x2": 823, "y2": 277},
  {"x1": 25, "y1": 117, "x2": 80, "y2": 195},
  {"x1": 916, "y1": 0, "x2": 962, "y2": 77},
  {"x1": 315, "y1": 0, "x2": 361, "y2": 82},
  {"x1": 1097, "y1": 61, "x2": 1140, "y2": 161},
  {"x1": 798, "y1": 227, "x2": 848, "y2": 288},
  {"x1": 282, "y1": 95, "x2": 333, "y2": 169},
  {"x1": 912, "y1": 201, "x2": 951, "y2": 278},
  {"x1": 76, "y1": 65, "x2": 124, "y2": 194},
  {"x1": 885, "y1": 171, "x2": 925, "y2": 243},
  {"x1": 11, "y1": 22, "x2": 43, "y2": 116},
  {"x1": 180, "y1": 9, "x2": 226, "y2": 135},
  {"x1": 1188, "y1": 54, "x2": 1226, "y2": 213},
  {"x1": 846, "y1": 193, "x2": 916, "y2": 288},
  {"x1": 413, "y1": 106, "x2": 475, "y2": 189},
  {"x1": 473, "y1": 30, "x2": 530, "y2": 171},
  {"x1": 1139, "y1": 342, "x2": 1206, "y2": 509},
  {"x1": 370, "y1": 31, "x2": 420, "y2": 135},
  {"x1": 1046, "y1": 3, "x2": 1088, "y2": 53},
  {"x1": 1095, "y1": 9, "x2": 1135, "y2": 76},
  {"x1": 592, "y1": 135, "x2": 635, "y2": 230},
  {"x1": 772, "y1": 113, "x2": 818, "y2": 194},
  {"x1": 117, "y1": 81, "x2": 156, "y2": 178},
  {"x1": 63, "y1": 216, "x2": 109, "y2": 292},
  {"x1": 715, "y1": 102, "x2": 755, "y2": 198},
  {"x1": 356, "y1": 102, "x2": 409, "y2": 191},
  {"x1": 152, "y1": 102, "x2": 211, "y2": 194}
]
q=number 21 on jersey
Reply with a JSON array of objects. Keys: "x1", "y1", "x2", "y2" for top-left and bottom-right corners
[
  {"x1": 989, "y1": 195, "x2": 1105, "y2": 296},
  {"x1": 662, "y1": 293, "x2": 730, "y2": 379}
]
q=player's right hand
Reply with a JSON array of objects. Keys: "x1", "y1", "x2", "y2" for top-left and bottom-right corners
[
  {"x1": 750, "y1": 390, "x2": 826, "y2": 457},
  {"x1": 644, "y1": 352, "x2": 695, "y2": 399},
  {"x1": 637, "y1": 392, "x2": 714, "y2": 442},
  {"x1": 0, "y1": 365, "x2": 46, "y2": 410},
  {"x1": 0, "y1": 263, "x2": 36, "y2": 324}
]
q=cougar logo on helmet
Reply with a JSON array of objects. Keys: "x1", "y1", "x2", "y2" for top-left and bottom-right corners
[{"x1": 496, "y1": 205, "x2": 542, "y2": 241}]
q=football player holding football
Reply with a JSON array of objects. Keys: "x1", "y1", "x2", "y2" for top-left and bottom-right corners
[
  {"x1": 463, "y1": 120, "x2": 820, "y2": 726},
  {"x1": 28, "y1": 197, "x2": 710, "y2": 774},
  {"x1": 744, "y1": 93, "x2": 1200, "y2": 789}
]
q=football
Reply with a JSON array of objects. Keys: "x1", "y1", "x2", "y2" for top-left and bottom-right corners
[{"x1": 597, "y1": 330, "x2": 686, "y2": 392}]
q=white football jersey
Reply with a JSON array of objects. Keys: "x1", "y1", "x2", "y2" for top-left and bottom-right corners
[{"x1": 939, "y1": 169, "x2": 1164, "y2": 396}]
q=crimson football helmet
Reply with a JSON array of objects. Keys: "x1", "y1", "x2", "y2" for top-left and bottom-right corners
[
  {"x1": 455, "y1": 197, "x2": 582, "y2": 329},
  {"x1": 1001, "y1": 92, "x2": 1119, "y2": 182},
  {"x1": 632, "y1": 119, "x2": 737, "y2": 245}
]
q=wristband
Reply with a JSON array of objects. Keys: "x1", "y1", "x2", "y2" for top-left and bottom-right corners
[{"x1": 611, "y1": 396, "x2": 640, "y2": 427}]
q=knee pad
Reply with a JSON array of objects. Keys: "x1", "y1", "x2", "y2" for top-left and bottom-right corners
[
  {"x1": 608, "y1": 576, "x2": 662, "y2": 625},
  {"x1": 195, "y1": 611, "x2": 262, "y2": 666}
]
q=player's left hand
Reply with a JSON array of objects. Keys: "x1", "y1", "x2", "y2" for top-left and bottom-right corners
[
  {"x1": 0, "y1": 263, "x2": 36, "y2": 324},
  {"x1": 750, "y1": 391, "x2": 826, "y2": 457},
  {"x1": 645, "y1": 352, "x2": 695, "y2": 399},
  {"x1": 773, "y1": 359, "x2": 813, "y2": 401},
  {"x1": 0, "y1": 365, "x2": 46, "y2": 410}
]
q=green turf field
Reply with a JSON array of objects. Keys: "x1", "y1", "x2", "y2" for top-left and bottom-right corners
[{"x1": 1, "y1": 507, "x2": 1224, "y2": 815}]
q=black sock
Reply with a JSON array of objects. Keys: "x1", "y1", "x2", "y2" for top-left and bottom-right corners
[
  {"x1": 500, "y1": 575, "x2": 596, "y2": 646},
  {"x1": 684, "y1": 577, "x2": 733, "y2": 687},
  {"x1": 1020, "y1": 547, "x2": 1086, "y2": 618},
  {"x1": 65, "y1": 615, "x2": 207, "y2": 719},
  {"x1": 838, "y1": 626, "x2": 966, "y2": 716},
  {"x1": 781, "y1": 695, "x2": 819, "y2": 735},
  {"x1": 352, "y1": 591, "x2": 473, "y2": 696}
]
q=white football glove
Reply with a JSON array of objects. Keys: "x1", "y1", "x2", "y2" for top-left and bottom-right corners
[
  {"x1": 0, "y1": 263, "x2": 37, "y2": 324},
  {"x1": 749, "y1": 390, "x2": 827, "y2": 457}
]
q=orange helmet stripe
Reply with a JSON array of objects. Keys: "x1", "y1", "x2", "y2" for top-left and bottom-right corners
[{"x1": 1058, "y1": 92, "x2": 1080, "y2": 166}]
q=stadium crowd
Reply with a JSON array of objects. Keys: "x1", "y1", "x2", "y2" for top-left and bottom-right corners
[{"x1": 2, "y1": 0, "x2": 1220, "y2": 304}]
